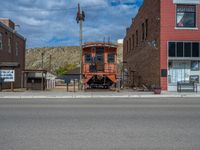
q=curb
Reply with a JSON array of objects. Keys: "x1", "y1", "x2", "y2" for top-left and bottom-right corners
[{"x1": 1, "y1": 94, "x2": 200, "y2": 99}]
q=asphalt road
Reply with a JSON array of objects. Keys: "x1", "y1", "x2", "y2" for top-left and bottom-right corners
[{"x1": 0, "y1": 98, "x2": 200, "y2": 150}]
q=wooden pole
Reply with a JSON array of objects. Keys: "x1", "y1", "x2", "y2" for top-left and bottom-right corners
[{"x1": 11, "y1": 82, "x2": 14, "y2": 92}]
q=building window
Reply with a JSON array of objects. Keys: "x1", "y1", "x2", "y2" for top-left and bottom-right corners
[
  {"x1": 108, "y1": 53, "x2": 115, "y2": 63},
  {"x1": 136, "y1": 30, "x2": 138, "y2": 46},
  {"x1": 8, "y1": 37, "x2": 11, "y2": 53},
  {"x1": 145, "y1": 19, "x2": 148, "y2": 38},
  {"x1": 127, "y1": 40, "x2": 128, "y2": 53},
  {"x1": 177, "y1": 42, "x2": 183, "y2": 57},
  {"x1": 192, "y1": 43, "x2": 199, "y2": 57},
  {"x1": 16, "y1": 42, "x2": 19, "y2": 56},
  {"x1": 0, "y1": 33, "x2": 2, "y2": 49},
  {"x1": 169, "y1": 42, "x2": 176, "y2": 57},
  {"x1": 168, "y1": 42, "x2": 200, "y2": 58},
  {"x1": 142, "y1": 23, "x2": 145, "y2": 41},
  {"x1": 129, "y1": 38, "x2": 131, "y2": 52},
  {"x1": 184, "y1": 42, "x2": 192, "y2": 57},
  {"x1": 176, "y1": 5, "x2": 196, "y2": 28},
  {"x1": 85, "y1": 53, "x2": 92, "y2": 63},
  {"x1": 132, "y1": 34, "x2": 135, "y2": 50}
]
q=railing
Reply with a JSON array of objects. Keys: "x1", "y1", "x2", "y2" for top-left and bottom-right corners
[{"x1": 83, "y1": 63, "x2": 116, "y2": 74}]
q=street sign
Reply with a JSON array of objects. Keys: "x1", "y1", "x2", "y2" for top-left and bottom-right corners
[{"x1": 0, "y1": 70, "x2": 15, "y2": 82}]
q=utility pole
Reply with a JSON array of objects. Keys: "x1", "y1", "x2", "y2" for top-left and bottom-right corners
[
  {"x1": 41, "y1": 52, "x2": 44, "y2": 69},
  {"x1": 76, "y1": 3, "x2": 85, "y2": 89},
  {"x1": 49, "y1": 55, "x2": 52, "y2": 72}
]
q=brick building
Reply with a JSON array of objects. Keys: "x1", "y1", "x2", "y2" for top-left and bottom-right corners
[
  {"x1": 0, "y1": 19, "x2": 26, "y2": 89},
  {"x1": 124, "y1": 0, "x2": 200, "y2": 91}
]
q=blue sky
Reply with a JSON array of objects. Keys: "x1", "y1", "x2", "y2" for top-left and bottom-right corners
[{"x1": 0, "y1": 0, "x2": 143, "y2": 48}]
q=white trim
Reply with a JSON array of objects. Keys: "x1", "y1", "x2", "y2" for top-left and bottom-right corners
[
  {"x1": 175, "y1": 5, "x2": 198, "y2": 29},
  {"x1": 173, "y1": 0, "x2": 200, "y2": 4},
  {"x1": 175, "y1": 27, "x2": 199, "y2": 30}
]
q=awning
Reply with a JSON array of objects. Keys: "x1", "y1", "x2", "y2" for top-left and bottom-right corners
[{"x1": 0, "y1": 62, "x2": 20, "y2": 68}]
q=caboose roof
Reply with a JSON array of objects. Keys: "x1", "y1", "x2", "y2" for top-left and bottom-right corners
[{"x1": 82, "y1": 42, "x2": 117, "y2": 48}]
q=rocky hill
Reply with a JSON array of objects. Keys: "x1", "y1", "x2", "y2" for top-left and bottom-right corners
[{"x1": 26, "y1": 46, "x2": 80, "y2": 74}]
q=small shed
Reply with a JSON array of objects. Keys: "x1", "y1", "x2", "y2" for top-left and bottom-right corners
[{"x1": 22, "y1": 70, "x2": 47, "y2": 90}]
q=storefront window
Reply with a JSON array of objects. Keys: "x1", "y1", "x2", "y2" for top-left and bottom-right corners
[
  {"x1": 184, "y1": 42, "x2": 192, "y2": 57},
  {"x1": 169, "y1": 42, "x2": 176, "y2": 57},
  {"x1": 168, "y1": 61, "x2": 191, "y2": 84},
  {"x1": 177, "y1": 42, "x2": 183, "y2": 57},
  {"x1": 191, "y1": 61, "x2": 199, "y2": 71},
  {"x1": 192, "y1": 43, "x2": 199, "y2": 57},
  {"x1": 176, "y1": 5, "x2": 196, "y2": 28},
  {"x1": 169, "y1": 42, "x2": 200, "y2": 58}
]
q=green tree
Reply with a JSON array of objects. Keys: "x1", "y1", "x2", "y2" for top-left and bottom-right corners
[{"x1": 56, "y1": 63, "x2": 77, "y2": 76}]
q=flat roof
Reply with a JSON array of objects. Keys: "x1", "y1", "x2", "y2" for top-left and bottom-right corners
[
  {"x1": 83, "y1": 42, "x2": 117, "y2": 48},
  {"x1": 0, "y1": 62, "x2": 20, "y2": 68}
]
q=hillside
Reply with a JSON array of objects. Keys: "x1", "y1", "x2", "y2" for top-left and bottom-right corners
[{"x1": 26, "y1": 46, "x2": 80, "y2": 74}]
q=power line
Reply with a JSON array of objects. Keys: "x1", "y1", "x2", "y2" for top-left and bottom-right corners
[{"x1": 0, "y1": 4, "x2": 107, "y2": 13}]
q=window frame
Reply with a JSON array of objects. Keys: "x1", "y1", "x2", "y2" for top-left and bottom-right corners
[
  {"x1": 176, "y1": 4, "x2": 197, "y2": 29},
  {"x1": 145, "y1": 19, "x2": 148, "y2": 39},
  {"x1": 136, "y1": 30, "x2": 138, "y2": 47},
  {"x1": 8, "y1": 37, "x2": 12, "y2": 53},
  {"x1": 168, "y1": 41, "x2": 200, "y2": 58},
  {"x1": 132, "y1": 34, "x2": 135, "y2": 50},
  {"x1": 142, "y1": 23, "x2": 145, "y2": 41},
  {"x1": 108, "y1": 53, "x2": 115, "y2": 64},
  {"x1": 16, "y1": 41, "x2": 19, "y2": 56},
  {"x1": 84, "y1": 53, "x2": 92, "y2": 63}
]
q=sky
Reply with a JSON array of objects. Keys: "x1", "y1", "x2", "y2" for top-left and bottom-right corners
[{"x1": 0, "y1": 0, "x2": 143, "y2": 48}]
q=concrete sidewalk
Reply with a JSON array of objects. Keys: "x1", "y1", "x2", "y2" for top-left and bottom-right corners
[{"x1": 0, "y1": 90, "x2": 200, "y2": 99}]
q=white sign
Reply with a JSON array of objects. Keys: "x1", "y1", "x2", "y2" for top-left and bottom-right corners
[
  {"x1": 173, "y1": 0, "x2": 200, "y2": 4},
  {"x1": 0, "y1": 70, "x2": 15, "y2": 82}
]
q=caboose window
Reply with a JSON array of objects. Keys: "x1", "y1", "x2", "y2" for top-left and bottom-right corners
[
  {"x1": 108, "y1": 53, "x2": 115, "y2": 63},
  {"x1": 85, "y1": 53, "x2": 92, "y2": 63}
]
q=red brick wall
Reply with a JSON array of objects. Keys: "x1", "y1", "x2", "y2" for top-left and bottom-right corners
[
  {"x1": 123, "y1": 0, "x2": 161, "y2": 88},
  {"x1": 0, "y1": 19, "x2": 15, "y2": 30},
  {"x1": 160, "y1": 1, "x2": 200, "y2": 90},
  {"x1": 0, "y1": 24, "x2": 26, "y2": 89}
]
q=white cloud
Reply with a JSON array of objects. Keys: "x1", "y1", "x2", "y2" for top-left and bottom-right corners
[
  {"x1": 0, "y1": 0, "x2": 141, "y2": 48},
  {"x1": 18, "y1": 16, "x2": 49, "y2": 26}
]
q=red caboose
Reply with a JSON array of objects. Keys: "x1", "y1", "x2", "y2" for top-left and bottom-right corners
[{"x1": 82, "y1": 42, "x2": 117, "y2": 88}]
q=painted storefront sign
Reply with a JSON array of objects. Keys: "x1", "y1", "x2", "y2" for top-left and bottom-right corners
[{"x1": 0, "y1": 70, "x2": 15, "y2": 82}]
